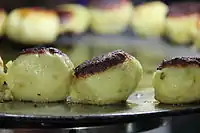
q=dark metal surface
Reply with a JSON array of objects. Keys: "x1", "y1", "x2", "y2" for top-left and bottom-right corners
[
  {"x1": 0, "y1": 89, "x2": 198, "y2": 128},
  {"x1": 0, "y1": 119, "x2": 170, "y2": 133}
]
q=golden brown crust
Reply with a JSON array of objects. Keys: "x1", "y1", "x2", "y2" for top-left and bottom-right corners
[
  {"x1": 157, "y1": 57, "x2": 200, "y2": 70},
  {"x1": 17, "y1": 7, "x2": 57, "y2": 18},
  {"x1": 167, "y1": 2, "x2": 200, "y2": 17},
  {"x1": 74, "y1": 50, "x2": 131, "y2": 78}
]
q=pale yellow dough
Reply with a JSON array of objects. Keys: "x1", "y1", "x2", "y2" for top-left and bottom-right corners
[
  {"x1": 0, "y1": 56, "x2": 4, "y2": 86},
  {"x1": 166, "y1": 15, "x2": 198, "y2": 45},
  {"x1": 70, "y1": 56, "x2": 143, "y2": 105},
  {"x1": 5, "y1": 8, "x2": 60, "y2": 45},
  {"x1": 131, "y1": 1, "x2": 168, "y2": 37},
  {"x1": 57, "y1": 4, "x2": 91, "y2": 34},
  {"x1": 89, "y1": 2, "x2": 133, "y2": 34},
  {"x1": 0, "y1": 10, "x2": 7, "y2": 37},
  {"x1": 153, "y1": 67, "x2": 200, "y2": 104},
  {"x1": 5, "y1": 52, "x2": 74, "y2": 102}
]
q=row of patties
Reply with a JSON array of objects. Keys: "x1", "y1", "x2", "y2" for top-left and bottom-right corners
[
  {"x1": 1, "y1": 47, "x2": 200, "y2": 105},
  {"x1": 132, "y1": 1, "x2": 200, "y2": 47},
  {"x1": 0, "y1": 48, "x2": 143, "y2": 105},
  {"x1": 2, "y1": 1, "x2": 200, "y2": 46},
  {"x1": 0, "y1": 1, "x2": 133, "y2": 45},
  {"x1": 0, "y1": 4, "x2": 90, "y2": 45}
]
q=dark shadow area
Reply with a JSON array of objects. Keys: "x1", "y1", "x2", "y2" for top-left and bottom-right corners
[{"x1": 170, "y1": 114, "x2": 200, "y2": 133}]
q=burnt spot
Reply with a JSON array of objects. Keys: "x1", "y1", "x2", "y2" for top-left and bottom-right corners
[
  {"x1": 167, "y1": 2, "x2": 200, "y2": 17},
  {"x1": 193, "y1": 77, "x2": 196, "y2": 84},
  {"x1": 20, "y1": 47, "x2": 46, "y2": 54},
  {"x1": 20, "y1": 47, "x2": 65, "y2": 56},
  {"x1": 157, "y1": 57, "x2": 200, "y2": 70},
  {"x1": 74, "y1": 50, "x2": 131, "y2": 78},
  {"x1": 48, "y1": 47, "x2": 64, "y2": 55},
  {"x1": 160, "y1": 72, "x2": 166, "y2": 80},
  {"x1": 34, "y1": 104, "x2": 37, "y2": 107},
  {"x1": 37, "y1": 93, "x2": 41, "y2": 96}
]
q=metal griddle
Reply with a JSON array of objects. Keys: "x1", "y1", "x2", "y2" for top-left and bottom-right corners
[{"x1": 0, "y1": 89, "x2": 198, "y2": 128}]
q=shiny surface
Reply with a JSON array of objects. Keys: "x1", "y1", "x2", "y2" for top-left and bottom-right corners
[
  {"x1": 0, "y1": 119, "x2": 170, "y2": 133},
  {"x1": 0, "y1": 89, "x2": 198, "y2": 128}
]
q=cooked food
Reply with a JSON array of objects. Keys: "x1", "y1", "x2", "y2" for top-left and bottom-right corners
[
  {"x1": 89, "y1": 0, "x2": 133, "y2": 34},
  {"x1": 5, "y1": 7, "x2": 60, "y2": 45},
  {"x1": 0, "y1": 56, "x2": 12, "y2": 101},
  {"x1": 152, "y1": 57, "x2": 200, "y2": 104},
  {"x1": 0, "y1": 9, "x2": 7, "y2": 37},
  {"x1": 131, "y1": 1, "x2": 168, "y2": 37},
  {"x1": 70, "y1": 50, "x2": 143, "y2": 105},
  {"x1": 56, "y1": 4, "x2": 90, "y2": 34},
  {"x1": 5, "y1": 47, "x2": 74, "y2": 102},
  {"x1": 165, "y1": 2, "x2": 200, "y2": 45},
  {"x1": 0, "y1": 56, "x2": 4, "y2": 86},
  {"x1": 192, "y1": 18, "x2": 200, "y2": 48}
]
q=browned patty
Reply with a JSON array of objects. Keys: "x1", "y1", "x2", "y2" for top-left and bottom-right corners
[
  {"x1": 157, "y1": 57, "x2": 200, "y2": 70},
  {"x1": 167, "y1": 2, "x2": 200, "y2": 17},
  {"x1": 20, "y1": 47, "x2": 65, "y2": 56},
  {"x1": 74, "y1": 50, "x2": 131, "y2": 78}
]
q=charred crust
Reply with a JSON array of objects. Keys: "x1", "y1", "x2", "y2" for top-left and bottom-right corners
[
  {"x1": 74, "y1": 50, "x2": 131, "y2": 78},
  {"x1": 157, "y1": 57, "x2": 200, "y2": 70},
  {"x1": 48, "y1": 47, "x2": 64, "y2": 55},
  {"x1": 20, "y1": 47, "x2": 65, "y2": 56},
  {"x1": 167, "y1": 2, "x2": 200, "y2": 17}
]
